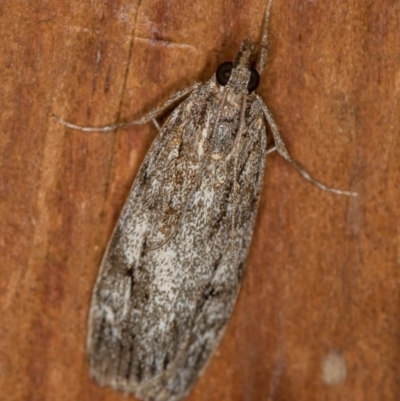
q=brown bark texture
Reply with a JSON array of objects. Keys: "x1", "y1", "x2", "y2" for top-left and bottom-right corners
[{"x1": 1, "y1": 0, "x2": 400, "y2": 400}]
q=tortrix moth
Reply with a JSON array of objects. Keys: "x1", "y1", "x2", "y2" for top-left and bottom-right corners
[{"x1": 55, "y1": 0, "x2": 356, "y2": 399}]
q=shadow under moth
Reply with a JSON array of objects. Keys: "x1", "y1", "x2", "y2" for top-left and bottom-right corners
[{"x1": 55, "y1": 0, "x2": 356, "y2": 399}]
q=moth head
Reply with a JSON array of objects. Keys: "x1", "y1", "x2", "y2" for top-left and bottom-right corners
[{"x1": 216, "y1": 40, "x2": 260, "y2": 93}]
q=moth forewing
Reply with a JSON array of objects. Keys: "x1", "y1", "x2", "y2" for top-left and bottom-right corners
[{"x1": 86, "y1": 68, "x2": 268, "y2": 400}]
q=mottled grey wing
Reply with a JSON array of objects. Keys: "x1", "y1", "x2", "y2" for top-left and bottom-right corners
[{"x1": 87, "y1": 84, "x2": 267, "y2": 401}]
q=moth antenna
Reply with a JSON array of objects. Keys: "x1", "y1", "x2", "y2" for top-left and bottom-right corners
[
  {"x1": 257, "y1": 0, "x2": 274, "y2": 75},
  {"x1": 230, "y1": 96, "x2": 248, "y2": 237}
]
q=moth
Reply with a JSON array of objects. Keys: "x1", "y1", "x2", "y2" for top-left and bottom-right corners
[{"x1": 55, "y1": 0, "x2": 356, "y2": 400}]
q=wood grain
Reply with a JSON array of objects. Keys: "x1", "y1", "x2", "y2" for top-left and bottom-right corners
[{"x1": 1, "y1": 0, "x2": 400, "y2": 400}]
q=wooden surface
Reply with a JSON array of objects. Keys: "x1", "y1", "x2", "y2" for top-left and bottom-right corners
[{"x1": 1, "y1": 0, "x2": 400, "y2": 400}]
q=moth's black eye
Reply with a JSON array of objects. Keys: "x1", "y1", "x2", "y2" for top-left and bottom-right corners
[
  {"x1": 248, "y1": 68, "x2": 260, "y2": 92},
  {"x1": 216, "y1": 62, "x2": 233, "y2": 86}
]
